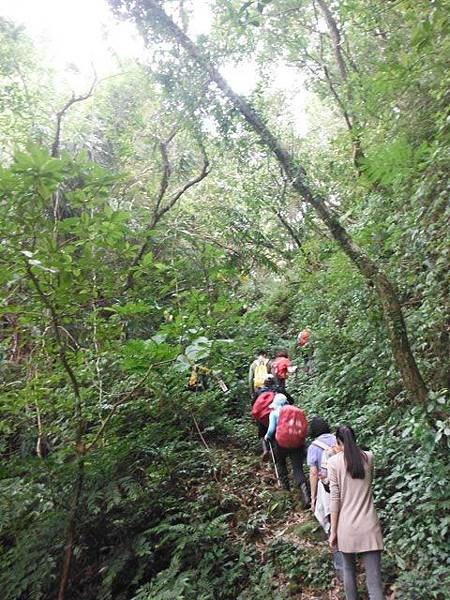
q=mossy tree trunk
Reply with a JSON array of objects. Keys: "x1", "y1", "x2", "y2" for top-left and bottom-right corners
[{"x1": 137, "y1": 0, "x2": 428, "y2": 404}]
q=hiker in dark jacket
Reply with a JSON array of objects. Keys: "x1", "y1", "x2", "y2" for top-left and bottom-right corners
[
  {"x1": 253, "y1": 373, "x2": 295, "y2": 407},
  {"x1": 252, "y1": 374, "x2": 295, "y2": 404},
  {"x1": 264, "y1": 394, "x2": 310, "y2": 507},
  {"x1": 252, "y1": 374, "x2": 276, "y2": 405},
  {"x1": 252, "y1": 375, "x2": 277, "y2": 460}
]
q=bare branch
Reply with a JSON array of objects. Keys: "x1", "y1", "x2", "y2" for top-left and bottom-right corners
[
  {"x1": 125, "y1": 137, "x2": 209, "y2": 289},
  {"x1": 191, "y1": 412, "x2": 220, "y2": 483},
  {"x1": 322, "y1": 64, "x2": 353, "y2": 131},
  {"x1": 153, "y1": 127, "x2": 177, "y2": 214},
  {"x1": 85, "y1": 358, "x2": 175, "y2": 452},
  {"x1": 315, "y1": 1, "x2": 364, "y2": 169},
  {"x1": 51, "y1": 77, "x2": 97, "y2": 158},
  {"x1": 157, "y1": 154, "x2": 209, "y2": 221},
  {"x1": 316, "y1": 0, "x2": 348, "y2": 82}
]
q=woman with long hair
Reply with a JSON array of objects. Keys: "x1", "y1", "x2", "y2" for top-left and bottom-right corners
[{"x1": 328, "y1": 425, "x2": 384, "y2": 600}]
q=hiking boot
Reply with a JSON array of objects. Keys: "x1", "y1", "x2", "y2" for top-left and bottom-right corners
[
  {"x1": 299, "y1": 482, "x2": 311, "y2": 509},
  {"x1": 261, "y1": 450, "x2": 270, "y2": 461}
]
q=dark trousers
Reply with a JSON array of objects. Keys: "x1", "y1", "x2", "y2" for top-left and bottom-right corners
[
  {"x1": 273, "y1": 443, "x2": 307, "y2": 490},
  {"x1": 274, "y1": 377, "x2": 286, "y2": 391},
  {"x1": 257, "y1": 422, "x2": 269, "y2": 454},
  {"x1": 257, "y1": 422, "x2": 268, "y2": 438},
  {"x1": 342, "y1": 551, "x2": 383, "y2": 600}
]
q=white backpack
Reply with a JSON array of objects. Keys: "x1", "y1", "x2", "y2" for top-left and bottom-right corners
[{"x1": 312, "y1": 439, "x2": 335, "y2": 491}]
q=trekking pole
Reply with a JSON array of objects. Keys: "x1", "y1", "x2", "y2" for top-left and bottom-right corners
[{"x1": 268, "y1": 440, "x2": 282, "y2": 488}]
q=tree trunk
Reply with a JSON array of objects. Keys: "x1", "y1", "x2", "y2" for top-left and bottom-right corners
[
  {"x1": 139, "y1": 0, "x2": 428, "y2": 404},
  {"x1": 316, "y1": 0, "x2": 364, "y2": 169},
  {"x1": 317, "y1": 0, "x2": 348, "y2": 81},
  {"x1": 26, "y1": 265, "x2": 87, "y2": 600},
  {"x1": 57, "y1": 457, "x2": 85, "y2": 600}
]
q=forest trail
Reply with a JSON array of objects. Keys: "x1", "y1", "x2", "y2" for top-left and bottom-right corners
[
  {"x1": 205, "y1": 442, "x2": 345, "y2": 599},
  {"x1": 2, "y1": 0, "x2": 448, "y2": 597}
]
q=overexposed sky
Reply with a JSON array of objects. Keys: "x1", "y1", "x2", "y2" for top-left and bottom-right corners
[
  {"x1": 2, "y1": 0, "x2": 144, "y2": 87},
  {"x1": 1, "y1": 0, "x2": 244, "y2": 88},
  {"x1": 1, "y1": 0, "x2": 309, "y2": 134}
]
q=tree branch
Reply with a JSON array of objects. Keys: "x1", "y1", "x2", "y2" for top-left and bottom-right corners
[
  {"x1": 316, "y1": 0, "x2": 348, "y2": 82},
  {"x1": 153, "y1": 127, "x2": 177, "y2": 215},
  {"x1": 24, "y1": 260, "x2": 86, "y2": 600},
  {"x1": 316, "y1": 1, "x2": 364, "y2": 169},
  {"x1": 85, "y1": 358, "x2": 175, "y2": 452},
  {"x1": 322, "y1": 64, "x2": 353, "y2": 132},
  {"x1": 25, "y1": 262, "x2": 82, "y2": 413},
  {"x1": 157, "y1": 153, "x2": 209, "y2": 221},
  {"x1": 125, "y1": 137, "x2": 209, "y2": 289},
  {"x1": 51, "y1": 77, "x2": 97, "y2": 158},
  {"x1": 137, "y1": 0, "x2": 428, "y2": 404}
]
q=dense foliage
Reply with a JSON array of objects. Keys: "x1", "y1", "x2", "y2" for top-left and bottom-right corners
[{"x1": 0, "y1": 2, "x2": 449, "y2": 599}]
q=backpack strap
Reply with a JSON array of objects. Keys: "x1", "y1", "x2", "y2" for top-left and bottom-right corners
[
  {"x1": 312, "y1": 440, "x2": 331, "y2": 451},
  {"x1": 313, "y1": 440, "x2": 333, "y2": 473}
]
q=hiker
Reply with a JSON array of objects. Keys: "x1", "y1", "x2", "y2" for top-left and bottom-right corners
[
  {"x1": 270, "y1": 350, "x2": 292, "y2": 391},
  {"x1": 248, "y1": 349, "x2": 269, "y2": 398},
  {"x1": 297, "y1": 327, "x2": 310, "y2": 349},
  {"x1": 328, "y1": 425, "x2": 384, "y2": 600},
  {"x1": 187, "y1": 365, "x2": 210, "y2": 391},
  {"x1": 252, "y1": 372, "x2": 295, "y2": 406},
  {"x1": 252, "y1": 373, "x2": 276, "y2": 404},
  {"x1": 264, "y1": 393, "x2": 310, "y2": 506},
  {"x1": 307, "y1": 416, "x2": 343, "y2": 579},
  {"x1": 307, "y1": 416, "x2": 336, "y2": 530},
  {"x1": 251, "y1": 375, "x2": 278, "y2": 460},
  {"x1": 297, "y1": 327, "x2": 313, "y2": 375}
]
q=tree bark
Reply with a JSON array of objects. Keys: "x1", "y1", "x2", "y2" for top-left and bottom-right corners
[
  {"x1": 316, "y1": 0, "x2": 348, "y2": 82},
  {"x1": 316, "y1": 0, "x2": 364, "y2": 169},
  {"x1": 57, "y1": 457, "x2": 85, "y2": 600},
  {"x1": 26, "y1": 264, "x2": 86, "y2": 600},
  {"x1": 137, "y1": 0, "x2": 428, "y2": 404}
]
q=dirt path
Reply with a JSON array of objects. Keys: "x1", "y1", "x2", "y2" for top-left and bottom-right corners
[{"x1": 211, "y1": 445, "x2": 345, "y2": 599}]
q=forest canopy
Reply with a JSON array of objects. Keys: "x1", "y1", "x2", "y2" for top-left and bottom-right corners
[{"x1": 0, "y1": 1, "x2": 449, "y2": 599}]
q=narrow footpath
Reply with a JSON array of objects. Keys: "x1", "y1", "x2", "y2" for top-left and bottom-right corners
[{"x1": 209, "y1": 444, "x2": 344, "y2": 599}]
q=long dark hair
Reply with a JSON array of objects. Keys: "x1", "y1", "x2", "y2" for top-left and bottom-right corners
[{"x1": 336, "y1": 425, "x2": 367, "y2": 479}]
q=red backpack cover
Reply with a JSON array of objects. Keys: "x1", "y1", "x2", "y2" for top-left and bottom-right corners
[
  {"x1": 251, "y1": 391, "x2": 275, "y2": 427},
  {"x1": 275, "y1": 405, "x2": 308, "y2": 448},
  {"x1": 272, "y1": 357, "x2": 291, "y2": 379}
]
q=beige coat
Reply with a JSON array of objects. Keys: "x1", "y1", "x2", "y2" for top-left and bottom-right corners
[{"x1": 328, "y1": 450, "x2": 383, "y2": 553}]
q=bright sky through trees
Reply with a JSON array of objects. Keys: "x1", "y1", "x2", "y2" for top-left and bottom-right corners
[
  {"x1": 2, "y1": 0, "x2": 218, "y2": 86},
  {"x1": 2, "y1": 0, "x2": 143, "y2": 86},
  {"x1": 1, "y1": 0, "x2": 309, "y2": 131},
  {"x1": 1, "y1": 2, "x2": 449, "y2": 598}
]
